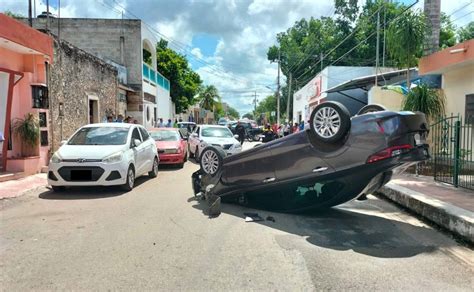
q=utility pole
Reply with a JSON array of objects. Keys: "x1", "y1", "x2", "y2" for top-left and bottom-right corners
[
  {"x1": 375, "y1": 10, "x2": 380, "y2": 86},
  {"x1": 286, "y1": 72, "x2": 292, "y2": 123},
  {"x1": 276, "y1": 49, "x2": 281, "y2": 125},
  {"x1": 253, "y1": 90, "x2": 258, "y2": 117},
  {"x1": 46, "y1": 0, "x2": 49, "y2": 31},
  {"x1": 28, "y1": 0, "x2": 32, "y2": 27},
  {"x1": 382, "y1": 4, "x2": 386, "y2": 68}
]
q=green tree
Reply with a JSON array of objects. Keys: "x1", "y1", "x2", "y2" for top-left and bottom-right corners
[
  {"x1": 439, "y1": 12, "x2": 457, "y2": 49},
  {"x1": 227, "y1": 106, "x2": 240, "y2": 119},
  {"x1": 402, "y1": 83, "x2": 445, "y2": 122},
  {"x1": 197, "y1": 85, "x2": 221, "y2": 111},
  {"x1": 458, "y1": 21, "x2": 474, "y2": 42},
  {"x1": 156, "y1": 40, "x2": 202, "y2": 113},
  {"x1": 387, "y1": 9, "x2": 427, "y2": 88}
]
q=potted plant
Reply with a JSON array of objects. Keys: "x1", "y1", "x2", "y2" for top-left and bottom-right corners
[{"x1": 12, "y1": 113, "x2": 40, "y2": 157}]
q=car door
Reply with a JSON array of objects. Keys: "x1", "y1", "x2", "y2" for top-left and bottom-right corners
[
  {"x1": 130, "y1": 127, "x2": 146, "y2": 175},
  {"x1": 139, "y1": 126, "x2": 155, "y2": 170},
  {"x1": 188, "y1": 126, "x2": 200, "y2": 153},
  {"x1": 269, "y1": 133, "x2": 333, "y2": 183}
]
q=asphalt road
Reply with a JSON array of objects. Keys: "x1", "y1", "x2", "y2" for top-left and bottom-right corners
[{"x1": 1, "y1": 142, "x2": 473, "y2": 291}]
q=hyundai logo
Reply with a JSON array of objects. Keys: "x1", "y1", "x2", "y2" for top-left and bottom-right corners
[{"x1": 77, "y1": 158, "x2": 86, "y2": 163}]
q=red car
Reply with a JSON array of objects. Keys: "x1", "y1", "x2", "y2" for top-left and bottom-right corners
[{"x1": 149, "y1": 128, "x2": 188, "y2": 168}]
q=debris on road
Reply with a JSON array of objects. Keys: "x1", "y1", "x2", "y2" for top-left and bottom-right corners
[
  {"x1": 266, "y1": 216, "x2": 276, "y2": 222},
  {"x1": 244, "y1": 212, "x2": 264, "y2": 222}
]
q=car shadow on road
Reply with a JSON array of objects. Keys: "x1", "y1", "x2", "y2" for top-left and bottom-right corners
[
  {"x1": 38, "y1": 177, "x2": 150, "y2": 200},
  {"x1": 189, "y1": 196, "x2": 440, "y2": 259}
]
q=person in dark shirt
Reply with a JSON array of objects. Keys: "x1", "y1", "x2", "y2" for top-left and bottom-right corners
[{"x1": 234, "y1": 121, "x2": 246, "y2": 145}]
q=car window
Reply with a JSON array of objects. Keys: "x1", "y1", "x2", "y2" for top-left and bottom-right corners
[
  {"x1": 149, "y1": 130, "x2": 180, "y2": 141},
  {"x1": 67, "y1": 127, "x2": 129, "y2": 145},
  {"x1": 201, "y1": 127, "x2": 233, "y2": 138},
  {"x1": 139, "y1": 127, "x2": 150, "y2": 140},
  {"x1": 131, "y1": 127, "x2": 142, "y2": 142}
]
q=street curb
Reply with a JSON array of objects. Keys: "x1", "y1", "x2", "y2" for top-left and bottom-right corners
[{"x1": 378, "y1": 182, "x2": 474, "y2": 244}]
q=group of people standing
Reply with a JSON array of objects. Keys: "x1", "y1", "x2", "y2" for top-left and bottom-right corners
[{"x1": 106, "y1": 114, "x2": 137, "y2": 124}]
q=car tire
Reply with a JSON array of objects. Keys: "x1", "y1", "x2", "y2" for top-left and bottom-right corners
[
  {"x1": 309, "y1": 101, "x2": 351, "y2": 143},
  {"x1": 51, "y1": 186, "x2": 65, "y2": 192},
  {"x1": 357, "y1": 104, "x2": 387, "y2": 115},
  {"x1": 189, "y1": 145, "x2": 195, "y2": 158},
  {"x1": 148, "y1": 157, "x2": 159, "y2": 178},
  {"x1": 199, "y1": 146, "x2": 225, "y2": 177},
  {"x1": 252, "y1": 134, "x2": 260, "y2": 142},
  {"x1": 122, "y1": 166, "x2": 135, "y2": 191}
]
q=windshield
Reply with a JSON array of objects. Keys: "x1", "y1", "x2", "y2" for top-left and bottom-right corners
[
  {"x1": 202, "y1": 127, "x2": 233, "y2": 138},
  {"x1": 150, "y1": 130, "x2": 180, "y2": 141},
  {"x1": 68, "y1": 127, "x2": 129, "y2": 145}
]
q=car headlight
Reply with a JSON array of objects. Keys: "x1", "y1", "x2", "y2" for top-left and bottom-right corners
[
  {"x1": 50, "y1": 153, "x2": 62, "y2": 163},
  {"x1": 102, "y1": 152, "x2": 123, "y2": 163}
]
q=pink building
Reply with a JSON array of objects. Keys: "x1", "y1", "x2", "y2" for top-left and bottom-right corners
[{"x1": 0, "y1": 14, "x2": 53, "y2": 174}]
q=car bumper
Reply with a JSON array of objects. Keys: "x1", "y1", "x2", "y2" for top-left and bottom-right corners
[
  {"x1": 48, "y1": 161, "x2": 128, "y2": 187},
  {"x1": 159, "y1": 153, "x2": 185, "y2": 164}
]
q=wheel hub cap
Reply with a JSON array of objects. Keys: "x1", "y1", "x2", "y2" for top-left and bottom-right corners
[
  {"x1": 202, "y1": 151, "x2": 219, "y2": 174},
  {"x1": 313, "y1": 107, "x2": 341, "y2": 138}
]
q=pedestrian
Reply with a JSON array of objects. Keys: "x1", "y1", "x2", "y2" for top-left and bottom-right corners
[
  {"x1": 106, "y1": 115, "x2": 114, "y2": 123},
  {"x1": 158, "y1": 118, "x2": 164, "y2": 127},
  {"x1": 235, "y1": 120, "x2": 245, "y2": 145},
  {"x1": 283, "y1": 123, "x2": 290, "y2": 136},
  {"x1": 166, "y1": 119, "x2": 172, "y2": 127},
  {"x1": 173, "y1": 119, "x2": 178, "y2": 128},
  {"x1": 126, "y1": 116, "x2": 134, "y2": 123},
  {"x1": 293, "y1": 122, "x2": 299, "y2": 133},
  {"x1": 116, "y1": 114, "x2": 124, "y2": 123},
  {"x1": 299, "y1": 121, "x2": 304, "y2": 131}
]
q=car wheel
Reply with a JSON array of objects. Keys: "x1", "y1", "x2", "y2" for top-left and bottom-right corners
[
  {"x1": 252, "y1": 134, "x2": 260, "y2": 142},
  {"x1": 195, "y1": 147, "x2": 200, "y2": 162},
  {"x1": 122, "y1": 166, "x2": 135, "y2": 191},
  {"x1": 188, "y1": 144, "x2": 195, "y2": 158},
  {"x1": 199, "y1": 146, "x2": 225, "y2": 177},
  {"x1": 148, "y1": 157, "x2": 159, "y2": 178},
  {"x1": 309, "y1": 101, "x2": 350, "y2": 143},
  {"x1": 51, "y1": 186, "x2": 65, "y2": 192},
  {"x1": 357, "y1": 104, "x2": 387, "y2": 115}
]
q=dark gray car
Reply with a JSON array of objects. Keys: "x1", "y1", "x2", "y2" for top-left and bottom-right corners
[{"x1": 192, "y1": 102, "x2": 429, "y2": 213}]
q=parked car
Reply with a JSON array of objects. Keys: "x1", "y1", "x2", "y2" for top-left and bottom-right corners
[
  {"x1": 48, "y1": 123, "x2": 158, "y2": 192},
  {"x1": 218, "y1": 118, "x2": 229, "y2": 126},
  {"x1": 188, "y1": 125, "x2": 242, "y2": 161},
  {"x1": 192, "y1": 102, "x2": 430, "y2": 213},
  {"x1": 149, "y1": 128, "x2": 188, "y2": 168}
]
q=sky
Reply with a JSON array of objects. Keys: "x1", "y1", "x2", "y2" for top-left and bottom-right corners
[{"x1": 2, "y1": 0, "x2": 473, "y2": 116}]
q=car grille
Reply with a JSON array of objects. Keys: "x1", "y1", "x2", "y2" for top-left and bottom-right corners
[
  {"x1": 62, "y1": 159, "x2": 103, "y2": 163},
  {"x1": 58, "y1": 166, "x2": 105, "y2": 182},
  {"x1": 211, "y1": 144, "x2": 233, "y2": 150}
]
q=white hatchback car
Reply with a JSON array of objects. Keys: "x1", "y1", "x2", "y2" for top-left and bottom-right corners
[
  {"x1": 48, "y1": 123, "x2": 158, "y2": 192},
  {"x1": 188, "y1": 125, "x2": 242, "y2": 160}
]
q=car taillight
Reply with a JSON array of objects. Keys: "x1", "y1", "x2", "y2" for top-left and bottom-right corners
[{"x1": 366, "y1": 144, "x2": 413, "y2": 163}]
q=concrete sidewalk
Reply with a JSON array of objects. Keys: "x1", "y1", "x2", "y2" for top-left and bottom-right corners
[
  {"x1": 378, "y1": 174, "x2": 474, "y2": 244},
  {"x1": 0, "y1": 173, "x2": 48, "y2": 200}
]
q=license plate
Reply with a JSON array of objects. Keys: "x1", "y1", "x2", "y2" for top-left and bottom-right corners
[{"x1": 71, "y1": 170, "x2": 92, "y2": 181}]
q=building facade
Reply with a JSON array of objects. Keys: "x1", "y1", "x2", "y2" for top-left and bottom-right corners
[
  {"x1": 419, "y1": 39, "x2": 474, "y2": 121},
  {"x1": 0, "y1": 14, "x2": 53, "y2": 174},
  {"x1": 48, "y1": 37, "x2": 119, "y2": 152},
  {"x1": 29, "y1": 17, "x2": 173, "y2": 128}
]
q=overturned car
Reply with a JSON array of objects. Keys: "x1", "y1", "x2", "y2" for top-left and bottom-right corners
[{"x1": 192, "y1": 102, "x2": 429, "y2": 213}]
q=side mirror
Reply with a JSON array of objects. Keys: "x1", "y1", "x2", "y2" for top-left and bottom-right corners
[
  {"x1": 60, "y1": 140, "x2": 67, "y2": 146},
  {"x1": 233, "y1": 134, "x2": 239, "y2": 139},
  {"x1": 133, "y1": 139, "x2": 142, "y2": 147}
]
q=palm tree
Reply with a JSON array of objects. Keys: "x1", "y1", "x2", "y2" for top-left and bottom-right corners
[
  {"x1": 198, "y1": 85, "x2": 221, "y2": 111},
  {"x1": 402, "y1": 83, "x2": 445, "y2": 122},
  {"x1": 387, "y1": 9, "x2": 427, "y2": 89}
]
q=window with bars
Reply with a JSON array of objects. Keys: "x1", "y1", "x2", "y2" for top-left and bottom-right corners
[{"x1": 466, "y1": 94, "x2": 474, "y2": 124}]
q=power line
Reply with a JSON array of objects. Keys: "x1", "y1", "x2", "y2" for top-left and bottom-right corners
[
  {"x1": 447, "y1": 1, "x2": 473, "y2": 17},
  {"x1": 452, "y1": 10, "x2": 474, "y2": 23}
]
